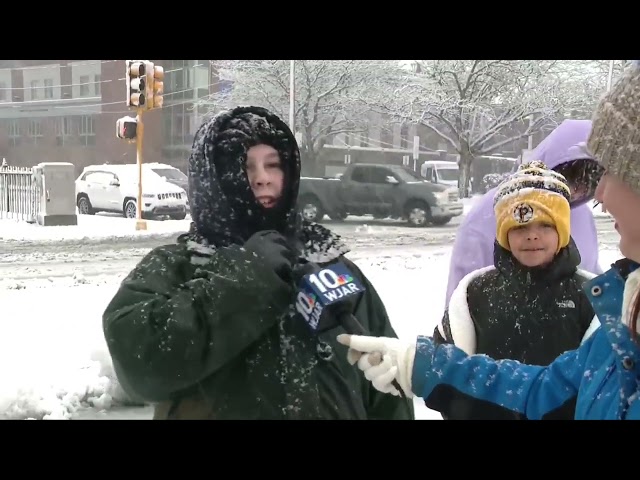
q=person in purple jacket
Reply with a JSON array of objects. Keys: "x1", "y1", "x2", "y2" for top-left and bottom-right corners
[{"x1": 444, "y1": 119, "x2": 605, "y2": 307}]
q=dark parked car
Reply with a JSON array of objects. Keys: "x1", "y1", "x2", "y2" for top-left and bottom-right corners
[{"x1": 298, "y1": 163, "x2": 463, "y2": 227}]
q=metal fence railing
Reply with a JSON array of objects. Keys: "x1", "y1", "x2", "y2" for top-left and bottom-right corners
[{"x1": 0, "y1": 166, "x2": 41, "y2": 222}]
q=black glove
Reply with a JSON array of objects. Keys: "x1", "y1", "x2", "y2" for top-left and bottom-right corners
[
  {"x1": 244, "y1": 230, "x2": 297, "y2": 283},
  {"x1": 292, "y1": 260, "x2": 317, "y2": 285}
]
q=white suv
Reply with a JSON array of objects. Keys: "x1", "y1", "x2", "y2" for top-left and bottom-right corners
[{"x1": 76, "y1": 164, "x2": 189, "y2": 220}]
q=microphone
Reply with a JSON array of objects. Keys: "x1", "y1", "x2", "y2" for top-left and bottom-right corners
[
  {"x1": 293, "y1": 260, "x2": 407, "y2": 398},
  {"x1": 293, "y1": 260, "x2": 366, "y2": 334}
]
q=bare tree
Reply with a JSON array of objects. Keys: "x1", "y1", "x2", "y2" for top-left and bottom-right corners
[
  {"x1": 360, "y1": 60, "x2": 609, "y2": 197},
  {"x1": 205, "y1": 60, "x2": 394, "y2": 175},
  {"x1": 592, "y1": 60, "x2": 631, "y2": 87},
  {"x1": 552, "y1": 60, "x2": 630, "y2": 115}
]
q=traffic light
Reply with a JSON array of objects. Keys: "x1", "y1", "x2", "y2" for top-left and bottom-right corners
[
  {"x1": 144, "y1": 61, "x2": 164, "y2": 109},
  {"x1": 116, "y1": 116, "x2": 137, "y2": 141},
  {"x1": 125, "y1": 60, "x2": 147, "y2": 109}
]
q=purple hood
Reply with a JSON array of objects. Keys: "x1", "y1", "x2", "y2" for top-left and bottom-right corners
[
  {"x1": 444, "y1": 119, "x2": 602, "y2": 307},
  {"x1": 524, "y1": 119, "x2": 594, "y2": 170}
]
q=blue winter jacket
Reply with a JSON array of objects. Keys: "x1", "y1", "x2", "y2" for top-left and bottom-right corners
[{"x1": 413, "y1": 259, "x2": 640, "y2": 420}]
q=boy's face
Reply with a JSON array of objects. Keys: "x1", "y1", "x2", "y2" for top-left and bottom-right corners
[
  {"x1": 507, "y1": 222, "x2": 559, "y2": 268},
  {"x1": 246, "y1": 144, "x2": 284, "y2": 209}
]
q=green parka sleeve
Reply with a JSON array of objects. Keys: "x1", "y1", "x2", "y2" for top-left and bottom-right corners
[
  {"x1": 102, "y1": 242, "x2": 293, "y2": 403},
  {"x1": 342, "y1": 258, "x2": 415, "y2": 420}
]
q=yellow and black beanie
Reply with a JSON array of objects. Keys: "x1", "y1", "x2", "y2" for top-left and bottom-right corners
[{"x1": 493, "y1": 161, "x2": 571, "y2": 253}]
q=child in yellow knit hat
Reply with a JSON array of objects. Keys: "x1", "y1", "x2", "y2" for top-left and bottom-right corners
[
  {"x1": 493, "y1": 160, "x2": 571, "y2": 267},
  {"x1": 432, "y1": 160, "x2": 598, "y2": 420}
]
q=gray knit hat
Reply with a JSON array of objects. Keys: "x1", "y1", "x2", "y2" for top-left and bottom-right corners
[{"x1": 587, "y1": 61, "x2": 640, "y2": 194}]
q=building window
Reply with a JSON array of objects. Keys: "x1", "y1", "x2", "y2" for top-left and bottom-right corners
[
  {"x1": 175, "y1": 66, "x2": 185, "y2": 90},
  {"x1": 28, "y1": 120, "x2": 43, "y2": 145},
  {"x1": 185, "y1": 68, "x2": 194, "y2": 89},
  {"x1": 172, "y1": 114, "x2": 184, "y2": 145},
  {"x1": 174, "y1": 113, "x2": 191, "y2": 145},
  {"x1": 163, "y1": 114, "x2": 172, "y2": 140},
  {"x1": 56, "y1": 117, "x2": 73, "y2": 146},
  {"x1": 30, "y1": 80, "x2": 39, "y2": 100},
  {"x1": 78, "y1": 115, "x2": 95, "y2": 146},
  {"x1": 44, "y1": 79, "x2": 54, "y2": 99},
  {"x1": 400, "y1": 124, "x2": 409, "y2": 149},
  {"x1": 7, "y1": 120, "x2": 21, "y2": 147},
  {"x1": 79, "y1": 75, "x2": 90, "y2": 97},
  {"x1": 0, "y1": 82, "x2": 6, "y2": 102},
  {"x1": 165, "y1": 64, "x2": 176, "y2": 93},
  {"x1": 380, "y1": 126, "x2": 393, "y2": 149},
  {"x1": 94, "y1": 74, "x2": 101, "y2": 96},
  {"x1": 195, "y1": 63, "x2": 210, "y2": 99}
]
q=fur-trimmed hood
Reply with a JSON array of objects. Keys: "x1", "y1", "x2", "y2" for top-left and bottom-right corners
[
  {"x1": 187, "y1": 105, "x2": 301, "y2": 247},
  {"x1": 184, "y1": 105, "x2": 349, "y2": 263}
]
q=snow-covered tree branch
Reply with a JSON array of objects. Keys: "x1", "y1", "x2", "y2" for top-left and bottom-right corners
[
  {"x1": 358, "y1": 60, "x2": 612, "y2": 196},
  {"x1": 204, "y1": 60, "x2": 396, "y2": 175}
]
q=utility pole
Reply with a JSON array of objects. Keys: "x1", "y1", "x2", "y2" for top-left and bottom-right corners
[
  {"x1": 135, "y1": 112, "x2": 145, "y2": 229},
  {"x1": 412, "y1": 135, "x2": 420, "y2": 172},
  {"x1": 118, "y1": 60, "x2": 164, "y2": 231},
  {"x1": 289, "y1": 60, "x2": 295, "y2": 133},
  {"x1": 607, "y1": 60, "x2": 615, "y2": 91}
]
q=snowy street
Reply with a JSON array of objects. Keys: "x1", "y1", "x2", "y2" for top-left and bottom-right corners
[
  {"x1": 0, "y1": 203, "x2": 622, "y2": 420},
  {"x1": 0, "y1": 211, "x2": 618, "y2": 287},
  {"x1": 0, "y1": 214, "x2": 469, "y2": 287}
]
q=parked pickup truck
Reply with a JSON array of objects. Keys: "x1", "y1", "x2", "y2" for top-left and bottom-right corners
[{"x1": 297, "y1": 163, "x2": 464, "y2": 227}]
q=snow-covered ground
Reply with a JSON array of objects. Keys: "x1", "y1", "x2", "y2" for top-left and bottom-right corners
[
  {"x1": 0, "y1": 241, "x2": 623, "y2": 420},
  {"x1": 0, "y1": 195, "x2": 618, "y2": 420},
  {"x1": 0, "y1": 214, "x2": 193, "y2": 244}
]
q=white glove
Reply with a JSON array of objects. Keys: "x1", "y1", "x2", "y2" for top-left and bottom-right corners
[{"x1": 337, "y1": 334, "x2": 416, "y2": 398}]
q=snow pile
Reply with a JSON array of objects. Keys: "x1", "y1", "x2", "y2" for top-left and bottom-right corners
[
  {"x1": 355, "y1": 224, "x2": 375, "y2": 234},
  {"x1": 0, "y1": 214, "x2": 191, "y2": 244},
  {"x1": 0, "y1": 273, "x2": 126, "y2": 291},
  {"x1": 0, "y1": 364, "x2": 113, "y2": 420},
  {"x1": 0, "y1": 283, "x2": 133, "y2": 420}
]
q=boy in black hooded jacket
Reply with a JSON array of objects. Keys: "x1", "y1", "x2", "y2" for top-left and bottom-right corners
[
  {"x1": 101, "y1": 106, "x2": 414, "y2": 420},
  {"x1": 433, "y1": 162, "x2": 598, "y2": 420}
]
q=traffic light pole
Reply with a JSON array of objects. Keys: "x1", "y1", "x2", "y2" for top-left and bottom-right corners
[
  {"x1": 121, "y1": 60, "x2": 164, "y2": 231},
  {"x1": 135, "y1": 109, "x2": 147, "y2": 231}
]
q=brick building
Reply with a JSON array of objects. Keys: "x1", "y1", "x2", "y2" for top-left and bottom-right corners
[
  {"x1": 0, "y1": 60, "x2": 217, "y2": 176},
  {"x1": 0, "y1": 60, "x2": 573, "y2": 181}
]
